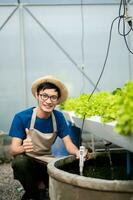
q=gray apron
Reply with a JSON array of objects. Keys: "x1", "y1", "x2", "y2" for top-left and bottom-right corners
[{"x1": 26, "y1": 108, "x2": 57, "y2": 163}]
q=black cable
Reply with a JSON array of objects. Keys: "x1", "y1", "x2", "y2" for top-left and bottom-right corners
[
  {"x1": 118, "y1": 16, "x2": 132, "y2": 36},
  {"x1": 119, "y1": 0, "x2": 125, "y2": 17},
  {"x1": 123, "y1": 30, "x2": 133, "y2": 54},
  {"x1": 118, "y1": 0, "x2": 132, "y2": 37},
  {"x1": 0, "y1": 6, "x2": 18, "y2": 32},
  {"x1": 119, "y1": 0, "x2": 133, "y2": 54},
  {"x1": 80, "y1": 15, "x2": 120, "y2": 138},
  {"x1": 80, "y1": 0, "x2": 133, "y2": 140},
  {"x1": 122, "y1": 9, "x2": 133, "y2": 53},
  {"x1": 24, "y1": 2, "x2": 132, "y2": 143},
  {"x1": 119, "y1": 0, "x2": 123, "y2": 16},
  {"x1": 118, "y1": 0, "x2": 131, "y2": 36}
]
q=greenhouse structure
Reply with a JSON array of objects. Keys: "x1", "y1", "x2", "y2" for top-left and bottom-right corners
[{"x1": 0, "y1": 0, "x2": 133, "y2": 200}]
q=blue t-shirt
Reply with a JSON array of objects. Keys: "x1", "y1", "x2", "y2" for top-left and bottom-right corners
[{"x1": 9, "y1": 107, "x2": 70, "y2": 139}]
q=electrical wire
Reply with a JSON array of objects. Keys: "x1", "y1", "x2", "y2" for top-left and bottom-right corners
[
  {"x1": 118, "y1": 17, "x2": 132, "y2": 36},
  {"x1": 118, "y1": 0, "x2": 133, "y2": 54},
  {"x1": 80, "y1": 15, "x2": 120, "y2": 139},
  {"x1": 118, "y1": 0, "x2": 132, "y2": 36},
  {"x1": 80, "y1": 0, "x2": 133, "y2": 139},
  {"x1": 80, "y1": 0, "x2": 133, "y2": 144}
]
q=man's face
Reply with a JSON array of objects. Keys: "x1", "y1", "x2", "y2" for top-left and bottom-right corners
[{"x1": 37, "y1": 88, "x2": 59, "y2": 113}]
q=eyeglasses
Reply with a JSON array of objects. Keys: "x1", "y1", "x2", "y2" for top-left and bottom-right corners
[{"x1": 39, "y1": 93, "x2": 58, "y2": 102}]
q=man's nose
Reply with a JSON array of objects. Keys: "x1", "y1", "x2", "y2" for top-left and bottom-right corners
[{"x1": 45, "y1": 97, "x2": 52, "y2": 103}]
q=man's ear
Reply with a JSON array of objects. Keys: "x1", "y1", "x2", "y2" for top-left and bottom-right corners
[
  {"x1": 56, "y1": 97, "x2": 60, "y2": 104},
  {"x1": 35, "y1": 92, "x2": 39, "y2": 99}
]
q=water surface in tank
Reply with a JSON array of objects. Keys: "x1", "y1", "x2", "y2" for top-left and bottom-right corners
[{"x1": 59, "y1": 151, "x2": 133, "y2": 180}]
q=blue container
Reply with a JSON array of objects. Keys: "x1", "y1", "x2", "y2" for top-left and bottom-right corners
[{"x1": 52, "y1": 121, "x2": 81, "y2": 157}]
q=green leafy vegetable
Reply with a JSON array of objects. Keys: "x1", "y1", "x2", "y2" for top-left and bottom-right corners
[{"x1": 60, "y1": 81, "x2": 133, "y2": 136}]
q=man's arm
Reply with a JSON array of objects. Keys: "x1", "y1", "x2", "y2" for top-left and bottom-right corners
[
  {"x1": 62, "y1": 135, "x2": 80, "y2": 158},
  {"x1": 63, "y1": 135, "x2": 90, "y2": 159},
  {"x1": 10, "y1": 129, "x2": 34, "y2": 156},
  {"x1": 10, "y1": 137, "x2": 25, "y2": 155}
]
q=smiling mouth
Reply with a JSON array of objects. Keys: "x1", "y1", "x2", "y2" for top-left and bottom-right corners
[{"x1": 43, "y1": 103, "x2": 53, "y2": 109}]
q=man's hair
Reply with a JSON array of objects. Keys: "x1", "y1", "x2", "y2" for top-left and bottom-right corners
[{"x1": 37, "y1": 82, "x2": 61, "y2": 98}]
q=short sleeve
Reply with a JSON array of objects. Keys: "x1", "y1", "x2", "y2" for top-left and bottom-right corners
[
  {"x1": 9, "y1": 114, "x2": 26, "y2": 139},
  {"x1": 55, "y1": 111, "x2": 71, "y2": 138}
]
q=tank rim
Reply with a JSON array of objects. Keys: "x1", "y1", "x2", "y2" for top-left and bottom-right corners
[{"x1": 48, "y1": 155, "x2": 133, "y2": 192}]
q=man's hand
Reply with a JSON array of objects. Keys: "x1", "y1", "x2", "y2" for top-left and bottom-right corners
[
  {"x1": 23, "y1": 128, "x2": 33, "y2": 152},
  {"x1": 76, "y1": 148, "x2": 90, "y2": 160},
  {"x1": 84, "y1": 148, "x2": 90, "y2": 160}
]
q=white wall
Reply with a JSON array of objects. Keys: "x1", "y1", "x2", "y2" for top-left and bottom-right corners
[{"x1": 0, "y1": 3, "x2": 133, "y2": 131}]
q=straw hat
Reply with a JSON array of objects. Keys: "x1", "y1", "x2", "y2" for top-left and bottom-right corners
[{"x1": 31, "y1": 75, "x2": 68, "y2": 103}]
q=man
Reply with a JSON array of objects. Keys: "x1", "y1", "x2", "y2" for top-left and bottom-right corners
[{"x1": 9, "y1": 75, "x2": 89, "y2": 200}]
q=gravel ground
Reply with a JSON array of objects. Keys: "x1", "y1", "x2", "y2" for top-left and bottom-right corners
[{"x1": 0, "y1": 163, "x2": 24, "y2": 200}]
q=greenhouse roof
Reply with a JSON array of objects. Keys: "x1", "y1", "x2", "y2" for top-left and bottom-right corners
[{"x1": 0, "y1": 0, "x2": 132, "y2": 5}]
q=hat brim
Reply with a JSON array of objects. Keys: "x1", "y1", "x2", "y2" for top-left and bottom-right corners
[{"x1": 31, "y1": 75, "x2": 68, "y2": 104}]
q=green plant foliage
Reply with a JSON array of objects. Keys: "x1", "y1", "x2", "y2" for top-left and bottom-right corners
[
  {"x1": 60, "y1": 81, "x2": 133, "y2": 136},
  {"x1": 60, "y1": 97, "x2": 78, "y2": 111},
  {"x1": 60, "y1": 92, "x2": 120, "y2": 121},
  {"x1": 115, "y1": 81, "x2": 133, "y2": 135}
]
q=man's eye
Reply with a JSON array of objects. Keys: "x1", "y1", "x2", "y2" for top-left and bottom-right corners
[
  {"x1": 52, "y1": 96, "x2": 57, "y2": 99},
  {"x1": 43, "y1": 95, "x2": 48, "y2": 98}
]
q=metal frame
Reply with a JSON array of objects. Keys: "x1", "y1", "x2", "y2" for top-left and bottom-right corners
[
  {"x1": 0, "y1": 0, "x2": 133, "y2": 6},
  {"x1": 0, "y1": 1, "x2": 133, "y2": 107}
]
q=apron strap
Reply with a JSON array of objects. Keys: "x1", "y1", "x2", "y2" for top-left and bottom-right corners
[
  {"x1": 51, "y1": 112, "x2": 57, "y2": 133},
  {"x1": 30, "y1": 108, "x2": 57, "y2": 132},
  {"x1": 30, "y1": 108, "x2": 37, "y2": 129}
]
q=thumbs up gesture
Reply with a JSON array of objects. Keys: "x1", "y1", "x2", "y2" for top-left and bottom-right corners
[{"x1": 23, "y1": 128, "x2": 33, "y2": 152}]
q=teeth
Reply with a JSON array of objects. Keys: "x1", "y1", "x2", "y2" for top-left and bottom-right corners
[{"x1": 44, "y1": 105, "x2": 52, "y2": 108}]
